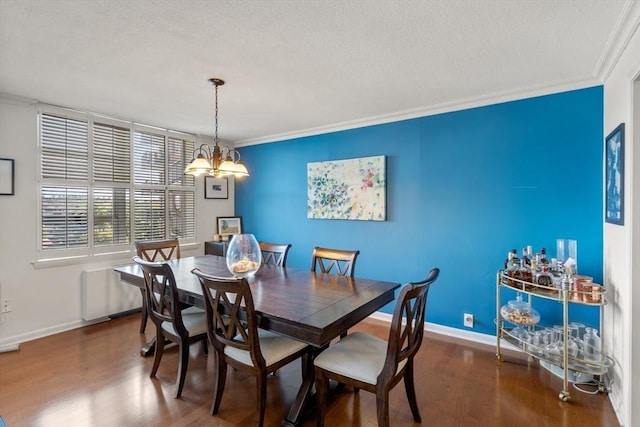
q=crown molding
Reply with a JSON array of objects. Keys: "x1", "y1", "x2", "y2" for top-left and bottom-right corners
[
  {"x1": 235, "y1": 78, "x2": 602, "y2": 147},
  {"x1": 0, "y1": 92, "x2": 38, "y2": 106},
  {"x1": 594, "y1": 0, "x2": 640, "y2": 82}
]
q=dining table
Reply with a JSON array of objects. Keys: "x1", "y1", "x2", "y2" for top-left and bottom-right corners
[{"x1": 114, "y1": 254, "x2": 400, "y2": 427}]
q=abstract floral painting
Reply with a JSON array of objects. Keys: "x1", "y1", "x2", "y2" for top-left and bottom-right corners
[{"x1": 307, "y1": 155, "x2": 386, "y2": 221}]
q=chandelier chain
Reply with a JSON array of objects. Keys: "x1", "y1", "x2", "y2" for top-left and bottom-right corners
[{"x1": 214, "y1": 83, "x2": 219, "y2": 143}]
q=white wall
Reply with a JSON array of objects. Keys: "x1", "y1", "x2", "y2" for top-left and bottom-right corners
[
  {"x1": 602, "y1": 3, "x2": 640, "y2": 425},
  {"x1": 0, "y1": 96, "x2": 234, "y2": 349},
  {"x1": 632, "y1": 77, "x2": 640, "y2": 427}
]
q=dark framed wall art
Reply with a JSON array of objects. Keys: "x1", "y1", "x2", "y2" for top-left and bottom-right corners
[
  {"x1": 0, "y1": 158, "x2": 15, "y2": 196},
  {"x1": 605, "y1": 123, "x2": 624, "y2": 225},
  {"x1": 204, "y1": 176, "x2": 229, "y2": 199}
]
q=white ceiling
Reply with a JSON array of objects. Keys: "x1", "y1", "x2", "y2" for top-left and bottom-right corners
[{"x1": 0, "y1": 0, "x2": 635, "y2": 145}]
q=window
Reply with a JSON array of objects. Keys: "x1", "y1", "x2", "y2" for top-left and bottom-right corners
[{"x1": 39, "y1": 108, "x2": 195, "y2": 257}]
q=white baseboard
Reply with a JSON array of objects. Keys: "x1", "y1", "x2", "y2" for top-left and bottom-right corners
[
  {"x1": 0, "y1": 343, "x2": 20, "y2": 353},
  {"x1": 369, "y1": 311, "x2": 503, "y2": 349},
  {"x1": 0, "y1": 318, "x2": 107, "y2": 352}
]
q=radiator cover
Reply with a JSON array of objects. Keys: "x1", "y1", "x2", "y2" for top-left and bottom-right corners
[{"x1": 81, "y1": 268, "x2": 141, "y2": 321}]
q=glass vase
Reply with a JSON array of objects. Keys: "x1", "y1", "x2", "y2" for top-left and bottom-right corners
[{"x1": 226, "y1": 234, "x2": 262, "y2": 277}]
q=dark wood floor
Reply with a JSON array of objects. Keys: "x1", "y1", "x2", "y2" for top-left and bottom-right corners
[{"x1": 0, "y1": 314, "x2": 619, "y2": 427}]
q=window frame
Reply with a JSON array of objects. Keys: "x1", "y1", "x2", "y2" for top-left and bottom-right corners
[{"x1": 37, "y1": 105, "x2": 197, "y2": 260}]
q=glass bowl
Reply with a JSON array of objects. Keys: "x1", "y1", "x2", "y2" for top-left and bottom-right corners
[
  {"x1": 225, "y1": 234, "x2": 262, "y2": 277},
  {"x1": 500, "y1": 293, "x2": 540, "y2": 327}
]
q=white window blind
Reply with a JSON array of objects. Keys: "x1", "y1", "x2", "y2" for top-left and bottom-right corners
[
  {"x1": 41, "y1": 185, "x2": 89, "y2": 250},
  {"x1": 168, "y1": 136, "x2": 194, "y2": 186},
  {"x1": 168, "y1": 190, "x2": 195, "y2": 238},
  {"x1": 41, "y1": 114, "x2": 88, "y2": 180},
  {"x1": 93, "y1": 187, "x2": 130, "y2": 246},
  {"x1": 134, "y1": 131, "x2": 165, "y2": 185},
  {"x1": 93, "y1": 122, "x2": 130, "y2": 183},
  {"x1": 133, "y1": 189, "x2": 166, "y2": 241},
  {"x1": 39, "y1": 110, "x2": 196, "y2": 256}
]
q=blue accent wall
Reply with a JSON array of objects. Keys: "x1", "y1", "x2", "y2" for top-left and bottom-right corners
[{"x1": 235, "y1": 87, "x2": 604, "y2": 335}]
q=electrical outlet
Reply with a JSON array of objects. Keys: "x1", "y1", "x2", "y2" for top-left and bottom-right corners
[
  {"x1": 2, "y1": 298, "x2": 12, "y2": 313},
  {"x1": 464, "y1": 313, "x2": 473, "y2": 328}
]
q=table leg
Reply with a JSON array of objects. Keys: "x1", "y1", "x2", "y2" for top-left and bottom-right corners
[
  {"x1": 282, "y1": 371, "x2": 345, "y2": 426},
  {"x1": 140, "y1": 336, "x2": 156, "y2": 357},
  {"x1": 282, "y1": 345, "x2": 334, "y2": 427},
  {"x1": 282, "y1": 357, "x2": 315, "y2": 427}
]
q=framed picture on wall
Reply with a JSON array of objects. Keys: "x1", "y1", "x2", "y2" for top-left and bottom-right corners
[
  {"x1": 605, "y1": 123, "x2": 624, "y2": 225},
  {"x1": 204, "y1": 176, "x2": 228, "y2": 199},
  {"x1": 217, "y1": 216, "x2": 242, "y2": 237},
  {"x1": 307, "y1": 155, "x2": 386, "y2": 221},
  {"x1": 0, "y1": 158, "x2": 15, "y2": 196}
]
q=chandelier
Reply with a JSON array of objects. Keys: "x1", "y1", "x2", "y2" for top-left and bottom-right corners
[{"x1": 184, "y1": 78, "x2": 249, "y2": 177}]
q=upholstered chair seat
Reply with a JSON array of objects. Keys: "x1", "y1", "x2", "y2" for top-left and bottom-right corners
[
  {"x1": 225, "y1": 329, "x2": 308, "y2": 368},
  {"x1": 314, "y1": 331, "x2": 407, "y2": 385}
]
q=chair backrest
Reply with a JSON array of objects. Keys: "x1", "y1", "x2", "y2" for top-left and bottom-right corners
[
  {"x1": 259, "y1": 242, "x2": 292, "y2": 267},
  {"x1": 310, "y1": 246, "x2": 360, "y2": 277},
  {"x1": 379, "y1": 268, "x2": 440, "y2": 384},
  {"x1": 135, "y1": 238, "x2": 181, "y2": 262},
  {"x1": 191, "y1": 268, "x2": 266, "y2": 369},
  {"x1": 133, "y1": 256, "x2": 188, "y2": 337}
]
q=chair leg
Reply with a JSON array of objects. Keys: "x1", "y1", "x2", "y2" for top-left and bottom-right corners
[
  {"x1": 174, "y1": 339, "x2": 190, "y2": 398},
  {"x1": 376, "y1": 389, "x2": 390, "y2": 427},
  {"x1": 201, "y1": 337, "x2": 209, "y2": 355},
  {"x1": 150, "y1": 329, "x2": 165, "y2": 377},
  {"x1": 301, "y1": 350, "x2": 310, "y2": 381},
  {"x1": 403, "y1": 362, "x2": 421, "y2": 422},
  {"x1": 139, "y1": 288, "x2": 148, "y2": 333},
  {"x1": 211, "y1": 353, "x2": 227, "y2": 415},
  {"x1": 314, "y1": 368, "x2": 328, "y2": 427},
  {"x1": 256, "y1": 374, "x2": 267, "y2": 427}
]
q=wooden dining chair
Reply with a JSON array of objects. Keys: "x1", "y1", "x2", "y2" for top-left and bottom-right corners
[
  {"x1": 310, "y1": 246, "x2": 360, "y2": 277},
  {"x1": 259, "y1": 241, "x2": 292, "y2": 267},
  {"x1": 191, "y1": 268, "x2": 311, "y2": 427},
  {"x1": 133, "y1": 256, "x2": 208, "y2": 399},
  {"x1": 311, "y1": 246, "x2": 360, "y2": 338},
  {"x1": 313, "y1": 268, "x2": 440, "y2": 427},
  {"x1": 134, "y1": 238, "x2": 181, "y2": 333}
]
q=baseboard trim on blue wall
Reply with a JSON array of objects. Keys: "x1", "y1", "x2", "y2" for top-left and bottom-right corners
[{"x1": 369, "y1": 311, "x2": 519, "y2": 351}]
